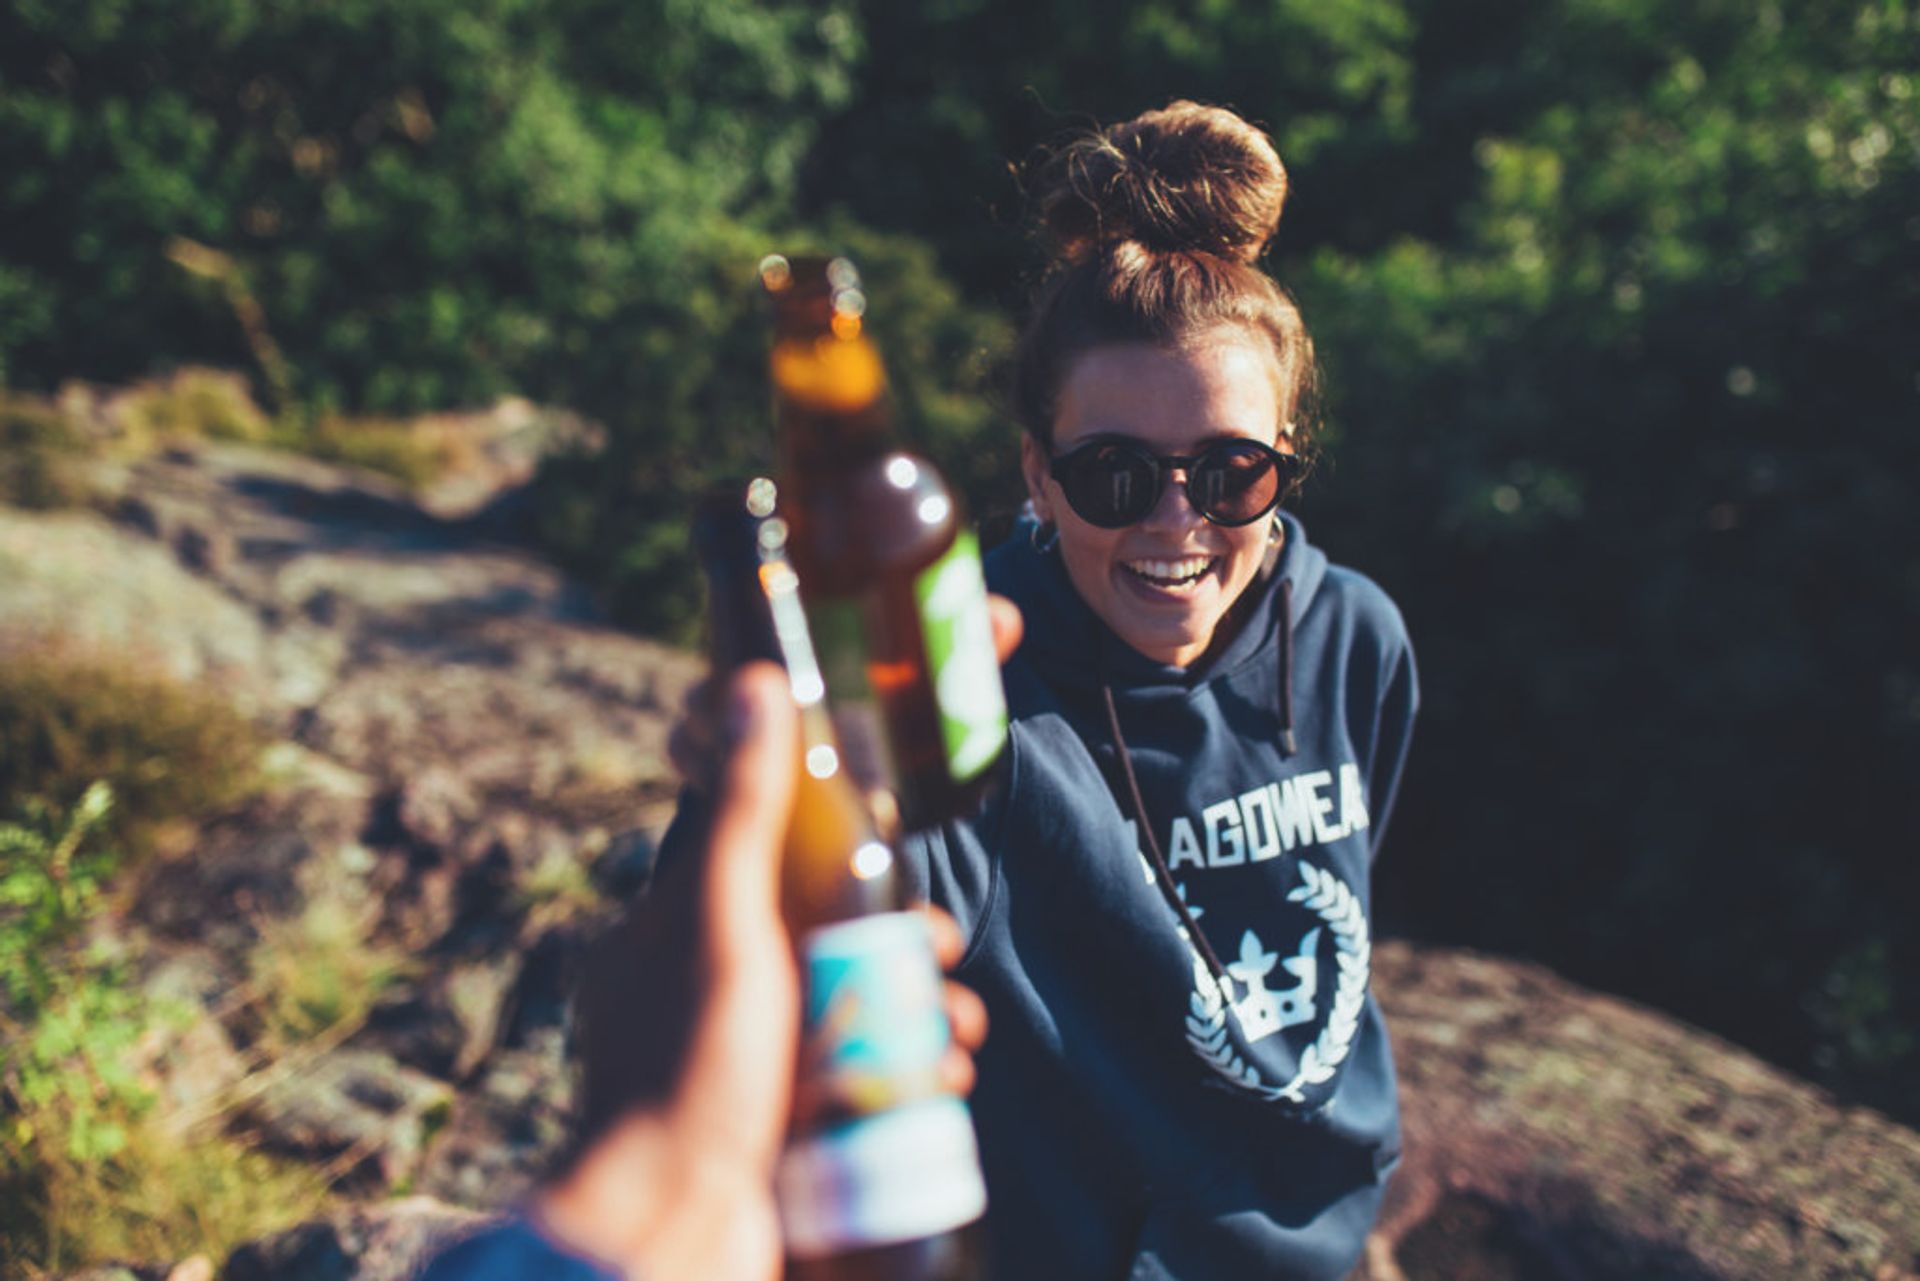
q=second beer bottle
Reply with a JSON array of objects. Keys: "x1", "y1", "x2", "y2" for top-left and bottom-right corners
[{"x1": 758, "y1": 254, "x2": 1007, "y2": 835}]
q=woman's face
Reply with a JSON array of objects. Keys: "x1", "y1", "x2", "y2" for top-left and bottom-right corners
[{"x1": 1022, "y1": 331, "x2": 1289, "y2": 668}]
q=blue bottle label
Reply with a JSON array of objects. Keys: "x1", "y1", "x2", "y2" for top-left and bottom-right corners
[{"x1": 777, "y1": 912, "x2": 986, "y2": 1255}]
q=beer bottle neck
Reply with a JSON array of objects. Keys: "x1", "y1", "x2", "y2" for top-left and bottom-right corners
[
  {"x1": 770, "y1": 331, "x2": 896, "y2": 469},
  {"x1": 777, "y1": 405, "x2": 895, "y2": 478}
]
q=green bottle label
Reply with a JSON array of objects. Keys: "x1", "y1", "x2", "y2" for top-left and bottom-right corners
[{"x1": 914, "y1": 530, "x2": 1008, "y2": 782}]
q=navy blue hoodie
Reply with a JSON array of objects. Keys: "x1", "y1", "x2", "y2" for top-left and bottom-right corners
[{"x1": 907, "y1": 511, "x2": 1418, "y2": 1280}]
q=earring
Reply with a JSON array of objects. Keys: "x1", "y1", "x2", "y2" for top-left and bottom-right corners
[
  {"x1": 1031, "y1": 518, "x2": 1059, "y2": 554},
  {"x1": 1269, "y1": 511, "x2": 1285, "y2": 545}
]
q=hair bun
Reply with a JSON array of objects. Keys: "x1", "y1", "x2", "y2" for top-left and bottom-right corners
[{"x1": 1037, "y1": 100, "x2": 1288, "y2": 266}]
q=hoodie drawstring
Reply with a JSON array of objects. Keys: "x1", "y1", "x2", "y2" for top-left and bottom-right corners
[
  {"x1": 1100, "y1": 682, "x2": 1230, "y2": 983},
  {"x1": 1097, "y1": 573, "x2": 1299, "y2": 983},
  {"x1": 1278, "y1": 577, "x2": 1297, "y2": 757}
]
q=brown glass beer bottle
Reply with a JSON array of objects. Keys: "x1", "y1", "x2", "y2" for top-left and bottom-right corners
[
  {"x1": 693, "y1": 482, "x2": 987, "y2": 1281},
  {"x1": 758, "y1": 254, "x2": 1007, "y2": 836}
]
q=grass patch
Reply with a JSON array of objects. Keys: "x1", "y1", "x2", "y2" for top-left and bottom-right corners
[
  {"x1": 0, "y1": 787, "x2": 334, "y2": 1277},
  {"x1": 111, "y1": 369, "x2": 449, "y2": 489},
  {"x1": 0, "y1": 650, "x2": 265, "y2": 865},
  {"x1": 1, "y1": 370, "x2": 457, "y2": 503},
  {"x1": 273, "y1": 413, "x2": 450, "y2": 490},
  {"x1": 107, "y1": 368, "x2": 273, "y2": 452},
  {"x1": 1, "y1": 1050, "x2": 334, "y2": 1277},
  {"x1": 0, "y1": 394, "x2": 93, "y2": 509},
  {"x1": 247, "y1": 892, "x2": 411, "y2": 1050},
  {"x1": 517, "y1": 845, "x2": 605, "y2": 932}
]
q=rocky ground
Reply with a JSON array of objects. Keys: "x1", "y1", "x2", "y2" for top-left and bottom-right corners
[
  {"x1": 3, "y1": 405, "x2": 696, "y2": 1273},
  {"x1": 5, "y1": 415, "x2": 1917, "y2": 1280}
]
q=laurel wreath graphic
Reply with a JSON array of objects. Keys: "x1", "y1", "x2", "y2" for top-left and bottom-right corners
[{"x1": 1183, "y1": 861, "x2": 1370, "y2": 1104}]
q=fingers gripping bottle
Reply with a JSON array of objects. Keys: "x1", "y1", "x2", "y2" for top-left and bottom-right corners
[
  {"x1": 758, "y1": 255, "x2": 1008, "y2": 836},
  {"x1": 693, "y1": 482, "x2": 987, "y2": 1281}
]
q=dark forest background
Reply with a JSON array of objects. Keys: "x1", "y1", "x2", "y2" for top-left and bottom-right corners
[{"x1": 3, "y1": 0, "x2": 1916, "y2": 1128}]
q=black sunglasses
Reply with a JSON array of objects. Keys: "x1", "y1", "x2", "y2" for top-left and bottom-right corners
[{"x1": 1047, "y1": 437, "x2": 1304, "y2": 529}]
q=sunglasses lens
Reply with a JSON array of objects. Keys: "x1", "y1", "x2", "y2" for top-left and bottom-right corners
[
  {"x1": 1191, "y1": 443, "x2": 1283, "y2": 524},
  {"x1": 1062, "y1": 444, "x2": 1158, "y2": 527}
]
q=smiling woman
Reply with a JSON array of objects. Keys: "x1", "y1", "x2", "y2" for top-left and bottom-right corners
[{"x1": 895, "y1": 100, "x2": 1421, "y2": 1281}]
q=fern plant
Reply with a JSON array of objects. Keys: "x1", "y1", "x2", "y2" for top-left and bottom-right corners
[
  {"x1": 0, "y1": 782, "x2": 116, "y2": 1012},
  {"x1": 0, "y1": 781, "x2": 154, "y2": 1171},
  {"x1": 0, "y1": 783, "x2": 158, "y2": 1270}
]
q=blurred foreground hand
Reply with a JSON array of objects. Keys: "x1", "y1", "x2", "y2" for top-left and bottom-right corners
[{"x1": 422, "y1": 662, "x2": 987, "y2": 1281}]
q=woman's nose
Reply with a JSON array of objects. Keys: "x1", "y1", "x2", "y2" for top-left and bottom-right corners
[{"x1": 1139, "y1": 466, "x2": 1202, "y2": 531}]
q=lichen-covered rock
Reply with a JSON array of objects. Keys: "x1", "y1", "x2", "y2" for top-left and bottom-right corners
[
  {"x1": 364, "y1": 954, "x2": 525, "y2": 1082},
  {"x1": 412, "y1": 1036, "x2": 576, "y2": 1209},
  {"x1": 0, "y1": 507, "x2": 278, "y2": 715},
  {"x1": 137, "y1": 948, "x2": 252, "y2": 1129},
  {"x1": 253, "y1": 1049, "x2": 454, "y2": 1187},
  {"x1": 1358, "y1": 943, "x2": 1920, "y2": 1280}
]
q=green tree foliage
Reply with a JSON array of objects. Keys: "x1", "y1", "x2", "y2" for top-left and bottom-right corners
[
  {"x1": 1293, "y1": 0, "x2": 1920, "y2": 1117},
  {"x1": 800, "y1": 0, "x2": 1419, "y2": 294},
  {"x1": 0, "y1": 0, "x2": 862, "y2": 413},
  {"x1": 3, "y1": 0, "x2": 930, "y2": 633}
]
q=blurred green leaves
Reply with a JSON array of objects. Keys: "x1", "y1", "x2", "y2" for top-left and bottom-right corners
[
  {"x1": 0, "y1": 783, "x2": 115, "y2": 1014},
  {"x1": 0, "y1": 0, "x2": 862, "y2": 416}
]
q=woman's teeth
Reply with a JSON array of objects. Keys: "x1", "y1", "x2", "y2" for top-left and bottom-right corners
[{"x1": 1124, "y1": 556, "x2": 1214, "y2": 587}]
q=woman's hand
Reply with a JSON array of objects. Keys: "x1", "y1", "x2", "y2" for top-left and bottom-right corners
[{"x1": 669, "y1": 593, "x2": 1024, "y2": 797}]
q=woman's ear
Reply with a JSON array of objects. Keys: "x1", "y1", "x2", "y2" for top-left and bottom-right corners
[{"x1": 1020, "y1": 433, "x2": 1054, "y2": 524}]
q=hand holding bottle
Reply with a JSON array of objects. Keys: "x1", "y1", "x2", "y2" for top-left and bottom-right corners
[
  {"x1": 539, "y1": 664, "x2": 988, "y2": 1281},
  {"x1": 422, "y1": 665, "x2": 824, "y2": 1281}
]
